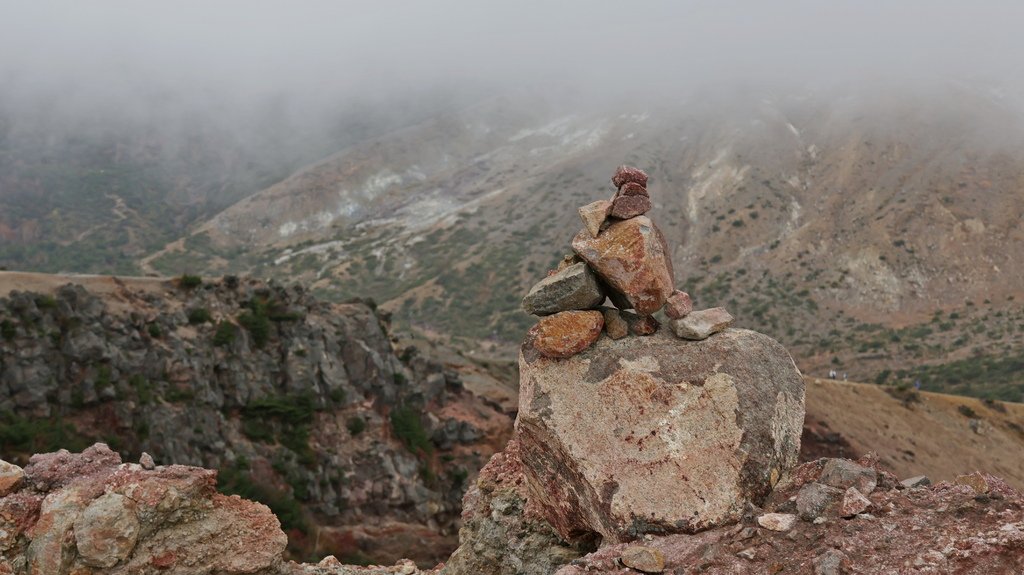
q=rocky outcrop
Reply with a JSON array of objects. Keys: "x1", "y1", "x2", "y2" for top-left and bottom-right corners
[
  {"x1": 445, "y1": 326, "x2": 805, "y2": 574},
  {"x1": 517, "y1": 328, "x2": 804, "y2": 542},
  {"x1": 0, "y1": 277, "x2": 512, "y2": 565},
  {"x1": 0, "y1": 444, "x2": 286, "y2": 574}
]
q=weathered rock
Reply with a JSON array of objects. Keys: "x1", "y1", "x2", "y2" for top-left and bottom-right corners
[
  {"x1": 74, "y1": 492, "x2": 140, "y2": 567},
  {"x1": 609, "y1": 195, "x2": 651, "y2": 219},
  {"x1": 955, "y1": 471, "x2": 990, "y2": 494},
  {"x1": 611, "y1": 165, "x2": 648, "y2": 189},
  {"x1": 819, "y1": 458, "x2": 877, "y2": 495},
  {"x1": 795, "y1": 483, "x2": 844, "y2": 521},
  {"x1": 517, "y1": 328, "x2": 805, "y2": 542},
  {"x1": 5, "y1": 444, "x2": 288, "y2": 574},
  {"x1": 578, "y1": 201, "x2": 612, "y2": 238},
  {"x1": 443, "y1": 440, "x2": 583, "y2": 575},
  {"x1": 571, "y1": 216, "x2": 675, "y2": 315},
  {"x1": 522, "y1": 263, "x2": 604, "y2": 316},
  {"x1": 839, "y1": 486, "x2": 871, "y2": 517},
  {"x1": 617, "y1": 182, "x2": 648, "y2": 197},
  {"x1": 0, "y1": 460, "x2": 23, "y2": 496},
  {"x1": 813, "y1": 549, "x2": 848, "y2": 575},
  {"x1": 526, "y1": 310, "x2": 605, "y2": 359},
  {"x1": 139, "y1": 452, "x2": 155, "y2": 470},
  {"x1": 900, "y1": 475, "x2": 931, "y2": 489},
  {"x1": 622, "y1": 311, "x2": 659, "y2": 335},
  {"x1": 601, "y1": 308, "x2": 629, "y2": 340},
  {"x1": 619, "y1": 545, "x2": 665, "y2": 573},
  {"x1": 669, "y1": 307, "x2": 734, "y2": 340},
  {"x1": 663, "y1": 291, "x2": 693, "y2": 320},
  {"x1": 757, "y1": 513, "x2": 797, "y2": 532}
]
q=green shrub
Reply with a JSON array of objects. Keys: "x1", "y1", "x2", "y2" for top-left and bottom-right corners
[
  {"x1": 957, "y1": 404, "x2": 979, "y2": 419},
  {"x1": 34, "y1": 295, "x2": 57, "y2": 309},
  {"x1": 346, "y1": 416, "x2": 366, "y2": 436},
  {"x1": 390, "y1": 404, "x2": 433, "y2": 455},
  {"x1": 130, "y1": 374, "x2": 152, "y2": 404},
  {"x1": 187, "y1": 308, "x2": 212, "y2": 325},
  {"x1": 147, "y1": 323, "x2": 161, "y2": 338},
  {"x1": 166, "y1": 386, "x2": 195, "y2": 403},
  {"x1": 242, "y1": 393, "x2": 317, "y2": 466},
  {"x1": 0, "y1": 412, "x2": 90, "y2": 461},
  {"x1": 179, "y1": 274, "x2": 202, "y2": 289},
  {"x1": 1, "y1": 320, "x2": 15, "y2": 341},
  {"x1": 238, "y1": 308, "x2": 271, "y2": 348},
  {"x1": 213, "y1": 321, "x2": 237, "y2": 347}
]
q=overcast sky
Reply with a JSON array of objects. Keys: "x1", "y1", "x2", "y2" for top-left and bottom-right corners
[{"x1": 2, "y1": 1, "x2": 1023, "y2": 116}]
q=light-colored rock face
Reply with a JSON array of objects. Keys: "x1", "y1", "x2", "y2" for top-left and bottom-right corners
[
  {"x1": 669, "y1": 307, "x2": 733, "y2": 340},
  {"x1": 74, "y1": 492, "x2": 140, "y2": 567},
  {"x1": 0, "y1": 460, "x2": 23, "y2": 496},
  {"x1": 578, "y1": 201, "x2": 611, "y2": 238},
  {"x1": 516, "y1": 328, "x2": 804, "y2": 543},
  {"x1": 571, "y1": 216, "x2": 675, "y2": 316}
]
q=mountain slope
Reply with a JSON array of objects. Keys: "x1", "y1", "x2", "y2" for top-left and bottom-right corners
[{"x1": 157, "y1": 84, "x2": 1024, "y2": 398}]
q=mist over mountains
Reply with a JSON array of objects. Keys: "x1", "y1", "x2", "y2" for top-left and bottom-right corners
[{"x1": 2, "y1": 1, "x2": 1024, "y2": 399}]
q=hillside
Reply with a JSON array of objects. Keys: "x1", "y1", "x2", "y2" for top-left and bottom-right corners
[
  {"x1": 142, "y1": 84, "x2": 1024, "y2": 400},
  {"x1": 0, "y1": 271, "x2": 514, "y2": 565}
]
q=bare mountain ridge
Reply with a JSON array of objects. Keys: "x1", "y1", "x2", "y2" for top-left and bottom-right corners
[{"x1": 155, "y1": 84, "x2": 1024, "y2": 398}]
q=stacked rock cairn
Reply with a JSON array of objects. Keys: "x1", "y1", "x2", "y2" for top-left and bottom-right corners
[{"x1": 522, "y1": 165, "x2": 734, "y2": 358}]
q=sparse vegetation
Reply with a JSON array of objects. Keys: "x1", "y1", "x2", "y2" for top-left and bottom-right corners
[
  {"x1": 187, "y1": 307, "x2": 213, "y2": 325},
  {"x1": 390, "y1": 404, "x2": 433, "y2": 455},
  {"x1": 179, "y1": 274, "x2": 203, "y2": 289},
  {"x1": 212, "y1": 321, "x2": 237, "y2": 347},
  {"x1": 346, "y1": 416, "x2": 366, "y2": 436}
]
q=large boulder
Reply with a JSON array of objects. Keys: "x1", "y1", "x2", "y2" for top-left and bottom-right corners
[
  {"x1": 516, "y1": 328, "x2": 804, "y2": 543},
  {"x1": 570, "y1": 216, "x2": 674, "y2": 315}
]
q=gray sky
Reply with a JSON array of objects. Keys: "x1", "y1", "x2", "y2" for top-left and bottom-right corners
[{"x1": 2, "y1": 1, "x2": 1024, "y2": 118}]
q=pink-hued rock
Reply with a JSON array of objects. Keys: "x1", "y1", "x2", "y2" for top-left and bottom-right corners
[
  {"x1": 578, "y1": 200, "x2": 612, "y2": 238},
  {"x1": 612, "y1": 165, "x2": 649, "y2": 189},
  {"x1": 757, "y1": 512, "x2": 797, "y2": 531},
  {"x1": 3, "y1": 443, "x2": 288, "y2": 574},
  {"x1": 664, "y1": 290, "x2": 693, "y2": 320},
  {"x1": 516, "y1": 328, "x2": 805, "y2": 543},
  {"x1": 526, "y1": 310, "x2": 605, "y2": 359},
  {"x1": 617, "y1": 182, "x2": 649, "y2": 197},
  {"x1": 840, "y1": 486, "x2": 871, "y2": 517},
  {"x1": 571, "y1": 216, "x2": 675, "y2": 316},
  {"x1": 609, "y1": 195, "x2": 651, "y2": 219},
  {"x1": 669, "y1": 307, "x2": 734, "y2": 340}
]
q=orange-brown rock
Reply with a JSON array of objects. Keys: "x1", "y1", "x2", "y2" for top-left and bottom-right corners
[
  {"x1": 571, "y1": 216, "x2": 675, "y2": 315},
  {"x1": 526, "y1": 310, "x2": 604, "y2": 359}
]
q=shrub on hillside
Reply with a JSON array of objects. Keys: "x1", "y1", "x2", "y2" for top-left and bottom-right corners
[{"x1": 179, "y1": 274, "x2": 203, "y2": 289}]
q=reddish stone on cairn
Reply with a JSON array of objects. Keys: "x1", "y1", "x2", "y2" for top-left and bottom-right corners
[
  {"x1": 664, "y1": 290, "x2": 693, "y2": 319},
  {"x1": 609, "y1": 195, "x2": 651, "y2": 219},
  {"x1": 622, "y1": 311, "x2": 659, "y2": 335},
  {"x1": 571, "y1": 216, "x2": 675, "y2": 315},
  {"x1": 617, "y1": 182, "x2": 649, "y2": 197},
  {"x1": 526, "y1": 310, "x2": 605, "y2": 359},
  {"x1": 611, "y1": 165, "x2": 649, "y2": 189}
]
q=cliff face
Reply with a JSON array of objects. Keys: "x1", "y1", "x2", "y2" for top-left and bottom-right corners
[{"x1": 0, "y1": 273, "x2": 512, "y2": 564}]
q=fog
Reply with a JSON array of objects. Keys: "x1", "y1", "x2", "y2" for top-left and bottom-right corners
[
  {"x1": 4, "y1": 1, "x2": 1024, "y2": 115},
  {"x1": 2, "y1": 0, "x2": 1024, "y2": 211}
]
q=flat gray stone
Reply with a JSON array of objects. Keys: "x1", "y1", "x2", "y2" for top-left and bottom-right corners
[
  {"x1": 669, "y1": 307, "x2": 734, "y2": 340},
  {"x1": 796, "y1": 482, "x2": 844, "y2": 521},
  {"x1": 901, "y1": 475, "x2": 931, "y2": 489},
  {"x1": 819, "y1": 459, "x2": 878, "y2": 495},
  {"x1": 522, "y1": 263, "x2": 604, "y2": 316}
]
